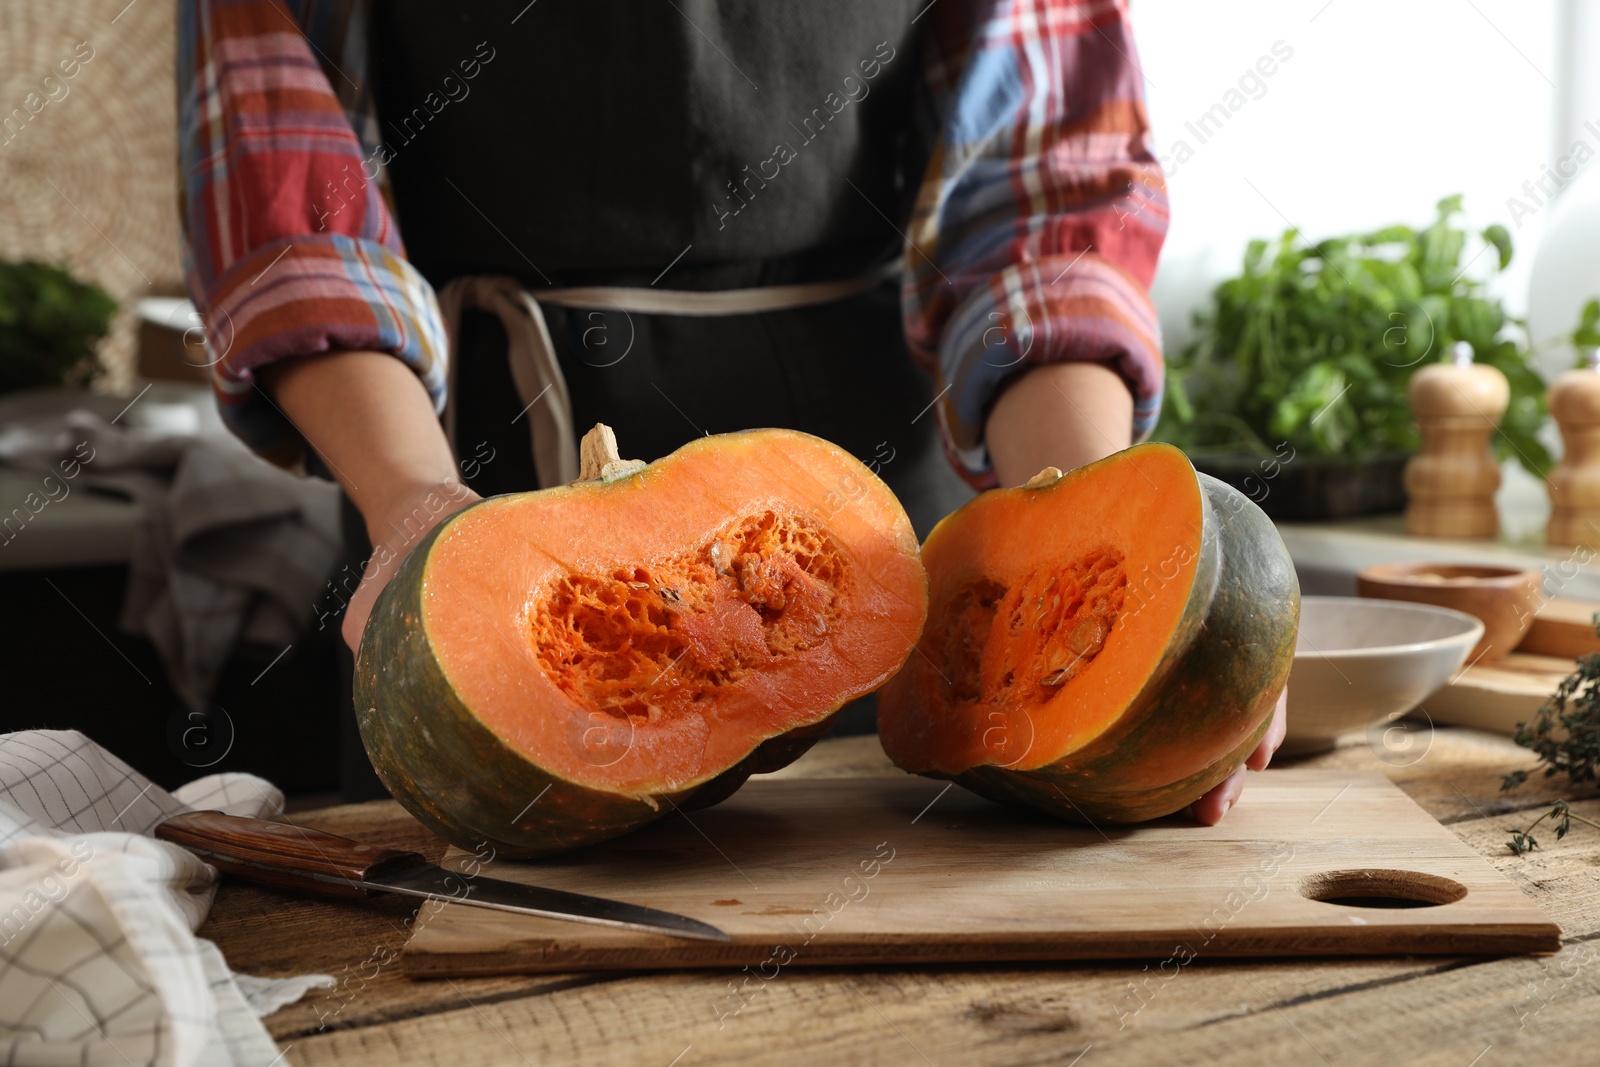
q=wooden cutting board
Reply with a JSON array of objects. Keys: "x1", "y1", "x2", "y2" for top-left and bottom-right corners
[
  {"x1": 1519, "y1": 596, "x2": 1600, "y2": 660},
  {"x1": 1397, "y1": 597, "x2": 1593, "y2": 735},
  {"x1": 401, "y1": 769, "x2": 1558, "y2": 976},
  {"x1": 1425, "y1": 652, "x2": 1568, "y2": 734}
]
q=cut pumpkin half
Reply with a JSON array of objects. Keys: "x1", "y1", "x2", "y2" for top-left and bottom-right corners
[
  {"x1": 878, "y1": 443, "x2": 1298, "y2": 823},
  {"x1": 356, "y1": 425, "x2": 927, "y2": 856}
]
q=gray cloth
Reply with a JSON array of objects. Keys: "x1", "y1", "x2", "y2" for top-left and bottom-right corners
[{"x1": 0, "y1": 397, "x2": 339, "y2": 711}]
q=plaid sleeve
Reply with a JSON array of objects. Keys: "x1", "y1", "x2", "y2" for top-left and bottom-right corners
[
  {"x1": 178, "y1": 0, "x2": 447, "y2": 467},
  {"x1": 906, "y1": 0, "x2": 1168, "y2": 489}
]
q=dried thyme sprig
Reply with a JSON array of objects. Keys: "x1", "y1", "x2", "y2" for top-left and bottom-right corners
[
  {"x1": 1500, "y1": 619, "x2": 1600, "y2": 854},
  {"x1": 1504, "y1": 799, "x2": 1600, "y2": 855}
]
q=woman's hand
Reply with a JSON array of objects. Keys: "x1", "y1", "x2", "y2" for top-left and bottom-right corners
[{"x1": 1185, "y1": 688, "x2": 1288, "y2": 825}]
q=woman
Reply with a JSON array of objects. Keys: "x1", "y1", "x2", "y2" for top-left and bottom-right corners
[{"x1": 179, "y1": 0, "x2": 1283, "y2": 820}]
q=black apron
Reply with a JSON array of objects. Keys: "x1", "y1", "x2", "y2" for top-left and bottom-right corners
[{"x1": 335, "y1": 1, "x2": 974, "y2": 797}]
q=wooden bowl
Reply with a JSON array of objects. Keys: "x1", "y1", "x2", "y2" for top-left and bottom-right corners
[{"x1": 1355, "y1": 563, "x2": 1542, "y2": 662}]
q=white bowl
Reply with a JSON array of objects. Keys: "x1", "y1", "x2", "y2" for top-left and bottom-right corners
[{"x1": 1283, "y1": 596, "x2": 1485, "y2": 757}]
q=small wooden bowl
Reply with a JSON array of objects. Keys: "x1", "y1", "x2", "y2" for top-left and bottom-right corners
[{"x1": 1355, "y1": 563, "x2": 1542, "y2": 662}]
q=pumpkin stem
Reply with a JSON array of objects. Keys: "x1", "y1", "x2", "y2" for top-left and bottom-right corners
[
  {"x1": 576, "y1": 424, "x2": 648, "y2": 484},
  {"x1": 1024, "y1": 466, "x2": 1065, "y2": 489}
]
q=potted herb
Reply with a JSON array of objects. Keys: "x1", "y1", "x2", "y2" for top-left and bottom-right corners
[
  {"x1": 0, "y1": 259, "x2": 117, "y2": 395},
  {"x1": 1156, "y1": 196, "x2": 1550, "y2": 520}
]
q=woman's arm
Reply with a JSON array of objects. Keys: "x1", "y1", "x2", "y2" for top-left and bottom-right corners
[
  {"x1": 984, "y1": 363, "x2": 1134, "y2": 485},
  {"x1": 261, "y1": 352, "x2": 479, "y2": 652},
  {"x1": 179, "y1": 0, "x2": 448, "y2": 467},
  {"x1": 261, "y1": 351, "x2": 462, "y2": 537},
  {"x1": 180, "y1": 2, "x2": 461, "y2": 648},
  {"x1": 903, "y1": 0, "x2": 1168, "y2": 491}
]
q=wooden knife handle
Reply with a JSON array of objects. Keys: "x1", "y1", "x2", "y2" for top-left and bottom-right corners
[{"x1": 155, "y1": 811, "x2": 422, "y2": 899}]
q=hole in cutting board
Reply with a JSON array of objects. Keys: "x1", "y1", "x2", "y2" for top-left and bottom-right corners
[{"x1": 1299, "y1": 869, "x2": 1467, "y2": 909}]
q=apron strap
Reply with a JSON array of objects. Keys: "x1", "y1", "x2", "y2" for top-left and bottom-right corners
[
  {"x1": 535, "y1": 258, "x2": 900, "y2": 315},
  {"x1": 438, "y1": 259, "x2": 900, "y2": 487},
  {"x1": 438, "y1": 275, "x2": 581, "y2": 488}
]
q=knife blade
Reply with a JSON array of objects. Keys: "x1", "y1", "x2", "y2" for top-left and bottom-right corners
[{"x1": 155, "y1": 810, "x2": 729, "y2": 943}]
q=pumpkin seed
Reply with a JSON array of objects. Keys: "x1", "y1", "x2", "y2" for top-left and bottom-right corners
[{"x1": 1068, "y1": 617, "x2": 1109, "y2": 657}]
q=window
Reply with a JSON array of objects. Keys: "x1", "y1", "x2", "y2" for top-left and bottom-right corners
[{"x1": 1132, "y1": 0, "x2": 1564, "y2": 349}]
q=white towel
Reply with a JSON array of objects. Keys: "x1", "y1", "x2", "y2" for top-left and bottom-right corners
[{"x1": 0, "y1": 730, "x2": 332, "y2": 1066}]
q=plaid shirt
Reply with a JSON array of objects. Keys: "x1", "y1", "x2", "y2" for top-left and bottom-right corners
[{"x1": 179, "y1": 0, "x2": 1166, "y2": 488}]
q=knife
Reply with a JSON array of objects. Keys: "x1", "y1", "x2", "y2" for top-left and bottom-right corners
[{"x1": 155, "y1": 811, "x2": 729, "y2": 943}]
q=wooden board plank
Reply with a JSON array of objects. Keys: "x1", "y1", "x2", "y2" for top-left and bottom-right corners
[
  {"x1": 1519, "y1": 596, "x2": 1600, "y2": 659},
  {"x1": 1426, "y1": 651, "x2": 1568, "y2": 734},
  {"x1": 401, "y1": 769, "x2": 1559, "y2": 976},
  {"x1": 292, "y1": 796, "x2": 1600, "y2": 1066}
]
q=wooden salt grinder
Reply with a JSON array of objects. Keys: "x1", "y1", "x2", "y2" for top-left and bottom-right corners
[
  {"x1": 1547, "y1": 347, "x2": 1600, "y2": 548},
  {"x1": 1404, "y1": 342, "x2": 1509, "y2": 539}
]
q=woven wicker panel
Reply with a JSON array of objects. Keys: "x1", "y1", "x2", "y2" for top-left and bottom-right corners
[{"x1": 0, "y1": 0, "x2": 183, "y2": 391}]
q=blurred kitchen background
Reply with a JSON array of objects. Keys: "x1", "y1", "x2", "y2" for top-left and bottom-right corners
[{"x1": 4, "y1": 0, "x2": 1600, "y2": 793}]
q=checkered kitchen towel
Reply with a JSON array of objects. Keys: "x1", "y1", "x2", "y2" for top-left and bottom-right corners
[{"x1": 0, "y1": 731, "x2": 332, "y2": 1066}]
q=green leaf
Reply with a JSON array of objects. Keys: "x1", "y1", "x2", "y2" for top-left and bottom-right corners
[
  {"x1": 1483, "y1": 224, "x2": 1513, "y2": 271},
  {"x1": 1363, "y1": 224, "x2": 1416, "y2": 246},
  {"x1": 1167, "y1": 373, "x2": 1195, "y2": 424},
  {"x1": 1573, "y1": 299, "x2": 1600, "y2": 350}
]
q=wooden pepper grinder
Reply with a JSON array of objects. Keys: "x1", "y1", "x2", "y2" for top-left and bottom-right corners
[
  {"x1": 1547, "y1": 346, "x2": 1600, "y2": 548},
  {"x1": 1405, "y1": 342, "x2": 1509, "y2": 539}
]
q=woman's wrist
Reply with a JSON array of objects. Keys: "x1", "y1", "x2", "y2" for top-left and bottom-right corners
[
  {"x1": 984, "y1": 362, "x2": 1135, "y2": 486},
  {"x1": 260, "y1": 349, "x2": 466, "y2": 525},
  {"x1": 362, "y1": 477, "x2": 481, "y2": 563}
]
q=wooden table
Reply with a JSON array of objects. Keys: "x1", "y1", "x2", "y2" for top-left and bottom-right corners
[{"x1": 203, "y1": 730, "x2": 1600, "y2": 1066}]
